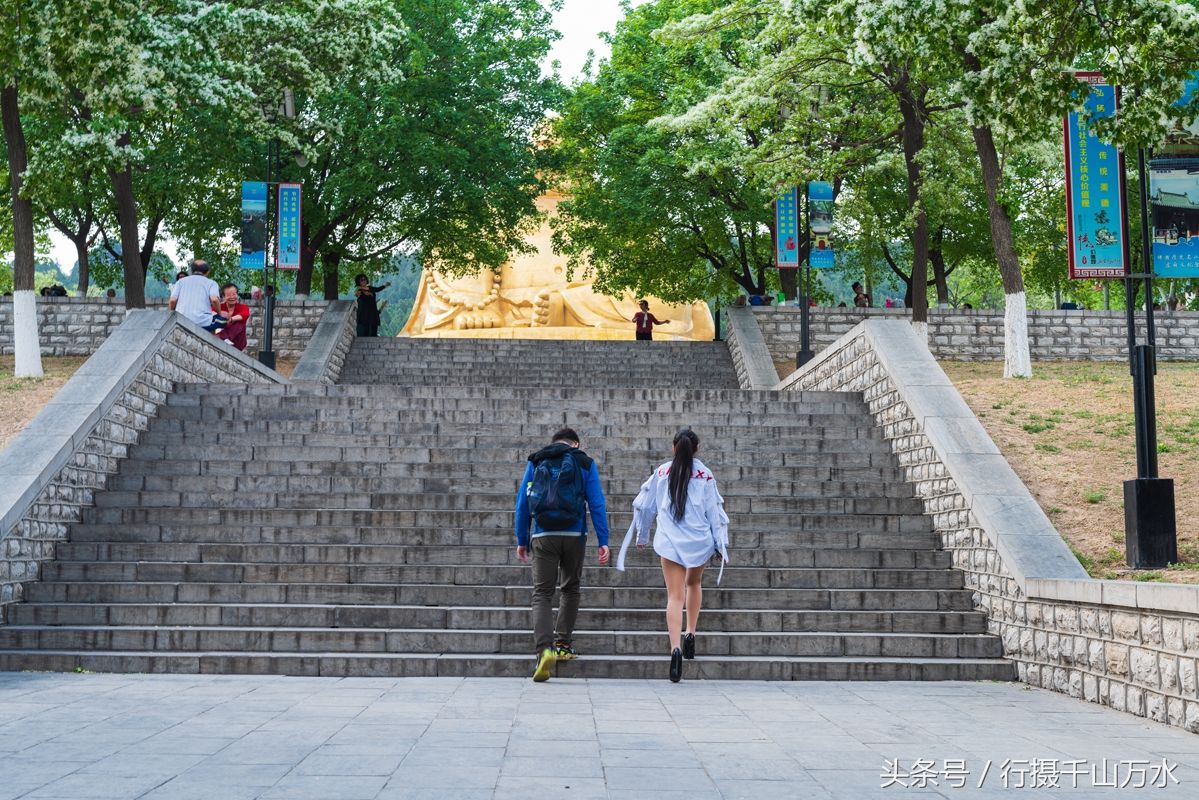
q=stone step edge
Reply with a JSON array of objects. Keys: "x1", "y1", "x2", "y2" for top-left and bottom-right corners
[{"x1": 0, "y1": 625, "x2": 1004, "y2": 639}]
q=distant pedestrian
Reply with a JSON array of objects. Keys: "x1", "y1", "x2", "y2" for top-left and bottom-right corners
[
  {"x1": 169, "y1": 259, "x2": 221, "y2": 331},
  {"x1": 105, "y1": 289, "x2": 116, "y2": 299},
  {"x1": 515, "y1": 427, "x2": 610, "y2": 682},
  {"x1": 633, "y1": 300, "x2": 670, "y2": 341},
  {"x1": 354, "y1": 274, "x2": 390, "y2": 337},
  {"x1": 852, "y1": 282, "x2": 870, "y2": 308},
  {"x1": 618, "y1": 429, "x2": 729, "y2": 683},
  {"x1": 215, "y1": 283, "x2": 251, "y2": 351}
]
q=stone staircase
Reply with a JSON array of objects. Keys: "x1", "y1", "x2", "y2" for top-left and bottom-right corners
[{"x1": 0, "y1": 338, "x2": 1013, "y2": 680}]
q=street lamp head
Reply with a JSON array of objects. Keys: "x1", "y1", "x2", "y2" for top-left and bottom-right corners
[{"x1": 294, "y1": 151, "x2": 310, "y2": 168}]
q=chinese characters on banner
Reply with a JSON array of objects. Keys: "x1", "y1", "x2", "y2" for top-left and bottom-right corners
[
  {"x1": 1149, "y1": 72, "x2": 1199, "y2": 278},
  {"x1": 808, "y1": 181, "x2": 835, "y2": 269},
  {"x1": 277, "y1": 183, "x2": 303, "y2": 270},
  {"x1": 1064, "y1": 74, "x2": 1127, "y2": 279},
  {"x1": 240, "y1": 182, "x2": 267, "y2": 270},
  {"x1": 775, "y1": 187, "x2": 800, "y2": 268}
]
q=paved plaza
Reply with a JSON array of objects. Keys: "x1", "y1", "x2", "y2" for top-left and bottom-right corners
[{"x1": 0, "y1": 673, "x2": 1195, "y2": 799}]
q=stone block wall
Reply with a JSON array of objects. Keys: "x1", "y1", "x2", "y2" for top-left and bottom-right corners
[
  {"x1": 723, "y1": 307, "x2": 778, "y2": 390},
  {"x1": 755, "y1": 306, "x2": 1199, "y2": 363},
  {"x1": 0, "y1": 297, "x2": 332, "y2": 359},
  {"x1": 0, "y1": 312, "x2": 285, "y2": 620},
  {"x1": 781, "y1": 320, "x2": 1199, "y2": 733}
]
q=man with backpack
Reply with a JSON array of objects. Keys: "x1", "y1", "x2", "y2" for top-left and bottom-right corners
[{"x1": 514, "y1": 427, "x2": 610, "y2": 682}]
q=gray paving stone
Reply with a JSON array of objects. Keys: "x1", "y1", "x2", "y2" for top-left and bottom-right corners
[
  {"x1": 260, "y1": 774, "x2": 388, "y2": 799},
  {"x1": 0, "y1": 675, "x2": 1194, "y2": 798}
]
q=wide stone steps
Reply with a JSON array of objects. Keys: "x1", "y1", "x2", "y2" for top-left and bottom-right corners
[
  {"x1": 0, "y1": 650, "x2": 1016, "y2": 681},
  {"x1": 0, "y1": 626, "x2": 1002, "y2": 658},
  {"x1": 86, "y1": 492, "x2": 925, "y2": 517},
  {"x1": 55, "y1": 542, "x2": 953, "y2": 569},
  {"x1": 0, "y1": 339, "x2": 1014, "y2": 682},
  {"x1": 9, "y1": 604, "x2": 987, "y2": 633},
  {"x1": 78, "y1": 509, "x2": 934, "y2": 535},
  {"x1": 65, "y1": 525, "x2": 940, "y2": 549},
  {"x1": 38, "y1": 562, "x2": 965, "y2": 590},
  {"x1": 116, "y1": 459, "x2": 912, "y2": 483},
  {"x1": 23, "y1": 582, "x2": 976, "y2": 611},
  {"x1": 104, "y1": 474, "x2": 919, "y2": 500}
]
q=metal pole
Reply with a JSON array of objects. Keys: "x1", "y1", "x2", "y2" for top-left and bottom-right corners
[
  {"x1": 258, "y1": 139, "x2": 278, "y2": 370},
  {"x1": 797, "y1": 183, "x2": 814, "y2": 367}
]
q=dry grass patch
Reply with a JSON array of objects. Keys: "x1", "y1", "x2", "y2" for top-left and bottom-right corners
[
  {"x1": 1, "y1": 354, "x2": 294, "y2": 454},
  {"x1": 943, "y1": 361, "x2": 1199, "y2": 583},
  {"x1": 0, "y1": 356, "x2": 89, "y2": 452}
]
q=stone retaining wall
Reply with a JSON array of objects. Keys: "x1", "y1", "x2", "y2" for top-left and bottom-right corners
[
  {"x1": 0, "y1": 311, "x2": 286, "y2": 620},
  {"x1": 782, "y1": 319, "x2": 1199, "y2": 733},
  {"x1": 755, "y1": 306, "x2": 1199, "y2": 363},
  {"x1": 0, "y1": 297, "x2": 332, "y2": 359}
]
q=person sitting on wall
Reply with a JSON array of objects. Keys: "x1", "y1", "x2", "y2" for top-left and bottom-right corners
[
  {"x1": 215, "y1": 282, "x2": 251, "y2": 351},
  {"x1": 169, "y1": 259, "x2": 222, "y2": 332}
]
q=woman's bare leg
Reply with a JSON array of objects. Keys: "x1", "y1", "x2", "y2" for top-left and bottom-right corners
[
  {"x1": 684, "y1": 565, "x2": 705, "y2": 635},
  {"x1": 661, "y1": 558, "x2": 686, "y2": 651}
]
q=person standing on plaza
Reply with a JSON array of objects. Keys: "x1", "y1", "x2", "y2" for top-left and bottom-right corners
[
  {"x1": 632, "y1": 300, "x2": 670, "y2": 341},
  {"x1": 514, "y1": 427, "x2": 610, "y2": 682},
  {"x1": 215, "y1": 283, "x2": 251, "y2": 351},
  {"x1": 169, "y1": 260, "x2": 222, "y2": 331},
  {"x1": 617, "y1": 429, "x2": 729, "y2": 683},
  {"x1": 354, "y1": 273, "x2": 390, "y2": 337}
]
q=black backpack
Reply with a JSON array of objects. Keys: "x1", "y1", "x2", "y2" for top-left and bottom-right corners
[{"x1": 528, "y1": 451, "x2": 586, "y2": 531}]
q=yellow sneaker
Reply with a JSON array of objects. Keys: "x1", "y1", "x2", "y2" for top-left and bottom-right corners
[{"x1": 532, "y1": 648, "x2": 557, "y2": 682}]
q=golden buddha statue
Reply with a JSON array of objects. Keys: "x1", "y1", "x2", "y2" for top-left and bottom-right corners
[{"x1": 401, "y1": 190, "x2": 715, "y2": 340}]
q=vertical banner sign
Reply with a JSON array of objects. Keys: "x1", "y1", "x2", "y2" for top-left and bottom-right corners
[
  {"x1": 808, "y1": 181, "x2": 835, "y2": 269},
  {"x1": 1149, "y1": 72, "x2": 1199, "y2": 278},
  {"x1": 240, "y1": 181, "x2": 267, "y2": 270},
  {"x1": 277, "y1": 183, "x2": 302, "y2": 270},
  {"x1": 775, "y1": 187, "x2": 800, "y2": 268},
  {"x1": 1064, "y1": 73, "x2": 1127, "y2": 279}
]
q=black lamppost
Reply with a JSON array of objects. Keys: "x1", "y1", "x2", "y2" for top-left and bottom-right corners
[
  {"x1": 257, "y1": 89, "x2": 301, "y2": 371},
  {"x1": 1120, "y1": 143, "x2": 1177, "y2": 568},
  {"x1": 796, "y1": 181, "x2": 815, "y2": 368}
]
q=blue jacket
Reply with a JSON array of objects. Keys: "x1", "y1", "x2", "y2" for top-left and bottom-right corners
[{"x1": 515, "y1": 444, "x2": 609, "y2": 548}]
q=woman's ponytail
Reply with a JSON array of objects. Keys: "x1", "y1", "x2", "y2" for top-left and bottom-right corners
[{"x1": 669, "y1": 429, "x2": 700, "y2": 521}]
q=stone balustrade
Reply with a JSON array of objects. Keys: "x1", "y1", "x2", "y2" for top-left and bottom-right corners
[
  {"x1": 755, "y1": 306, "x2": 1199, "y2": 364},
  {"x1": 1, "y1": 296, "x2": 333, "y2": 359}
]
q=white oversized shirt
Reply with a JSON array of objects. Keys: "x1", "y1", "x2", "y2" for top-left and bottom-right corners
[
  {"x1": 170, "y1": 274, "x2": 220, "y2": 327},
  {"x1": 616, "y1": 458, "x2": 730, "y2": 583}
]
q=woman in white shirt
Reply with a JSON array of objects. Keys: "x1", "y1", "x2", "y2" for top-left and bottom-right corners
[{"x1": 617, "y1": 429, "x2": 729, "y2": 682}]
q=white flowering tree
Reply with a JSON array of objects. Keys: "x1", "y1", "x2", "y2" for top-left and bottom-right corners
[
  {"x1": 2, "y1": 0, "x2": 44, "y2": 377},
  {"x1": 18, "y1": 0, "x2": 404, "y2": 308}
]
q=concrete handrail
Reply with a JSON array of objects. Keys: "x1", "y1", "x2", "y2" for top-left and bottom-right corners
[
  {"x1": 724, "y1": 306, "x2": 779, "y2": 390},
  {"x1": 291, "y1": 301, "x2": 358, "y2": 384}
]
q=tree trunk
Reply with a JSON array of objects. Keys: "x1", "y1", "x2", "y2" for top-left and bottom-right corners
[
  {"x1": 929, "y1": 244, "x2": 950, "y2": 306},
  {"x1": 897, "y1": 77, "x2": 930, "y2": 336},
  {"x1": 779, "y1": 269, "x2": 796, "y2": 302},
  {"x1": 296, "y1": 237, "x2": 316, "y2": 299},
  {"x1": 108, "y1": 135, "x2": 145, "y2": 309},
  {"x1": 2, "y1": 83, "x2": 43, "y2": 378},
  {"x1": 321, "y1": 251, "x2": 341, "y2": 300},
  {"x1": 75, "y1": 237, "x2": 90, "y2": 297},
  {"x1": 972, "y1": 124, "x2": 1031, "y2": 377}
]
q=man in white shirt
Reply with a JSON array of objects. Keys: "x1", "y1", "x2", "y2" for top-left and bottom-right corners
[{"x1": 169, "y1": 260, "x2": 222, "y2": 330}]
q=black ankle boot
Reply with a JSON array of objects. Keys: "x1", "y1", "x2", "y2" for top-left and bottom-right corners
[
  {"x1": 670, "y1": 648, "x2": 683, "y2": 682},
  {"x1": 682, "y1": 632, "x2": 695, "y2": 660}
]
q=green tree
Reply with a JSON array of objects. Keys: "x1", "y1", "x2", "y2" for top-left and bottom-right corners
[
  {"x1": 553, "y1": 0, "x2": 780, "y2": 301},
  {"x1": 291, "y1": 0, "x2": 559, "y2": 300}
]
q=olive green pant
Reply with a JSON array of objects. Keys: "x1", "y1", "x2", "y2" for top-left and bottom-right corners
[{"x1": 531, "y1": 535, "x2": 586, "y2": 652}]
